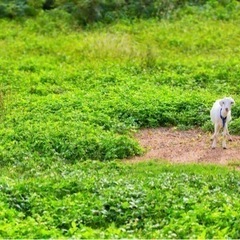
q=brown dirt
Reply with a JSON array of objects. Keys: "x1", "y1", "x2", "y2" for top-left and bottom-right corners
[{"x1": 127, "y1": 128, "x2": 240, "y2": 166}]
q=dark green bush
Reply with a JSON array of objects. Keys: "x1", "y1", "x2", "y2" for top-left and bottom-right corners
[
  {"x1": 0, "y1": 0, "x2": 239, "y2": 24},
  {"x1": 0, "y1": 0, "x2": 44, "y2": 18}
]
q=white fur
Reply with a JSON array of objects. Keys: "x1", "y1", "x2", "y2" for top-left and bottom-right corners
[{"x1": 210, "y1": 97, "x2": 235, "y2": 149}]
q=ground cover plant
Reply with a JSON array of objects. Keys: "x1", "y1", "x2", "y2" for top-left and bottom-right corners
[
  {"x1": 0, "y1": 161, "x2": 240, "y2": 238},
  {"x1": 0, "y1": 0, "x2": 240, "y2": 238}
]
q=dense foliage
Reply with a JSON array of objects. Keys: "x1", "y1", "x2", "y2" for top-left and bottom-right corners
[
  {"x1": 0, "y1": 0, "x2": 239, "y2": 24},
  {"x1": 0, "y1": 161, "x2": 240, "y2": 238},
  {"x1": 1, "y1": 2, "x2": 240, "y2": 238}
]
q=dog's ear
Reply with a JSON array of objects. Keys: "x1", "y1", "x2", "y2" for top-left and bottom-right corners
[
  {"x1": 219, "y1": 99, "x2": 224, "y2": 106},
  {"x1": 230, "y1": 98, "x2": 235, "y2": 105}
]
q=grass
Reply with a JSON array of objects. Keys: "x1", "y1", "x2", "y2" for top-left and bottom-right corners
[
  {"x1": 228, "y1": 160, "x2": 240, "y2": 168},
  {"x1": 1, "y1": 5, "x2": 240, "y2": 238}
]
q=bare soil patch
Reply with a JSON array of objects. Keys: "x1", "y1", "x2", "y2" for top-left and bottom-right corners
[{"x1": 127, "y1": 128, "x2": 240, "y2": 166}]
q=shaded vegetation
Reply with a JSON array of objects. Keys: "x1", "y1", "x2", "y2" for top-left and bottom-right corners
[{"x1": 0, "y1": 0, "x2": 239, "y2": 24}]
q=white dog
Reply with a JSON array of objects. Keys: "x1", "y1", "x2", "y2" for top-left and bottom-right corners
[{"x1": 210, "y1": 97, "x2": 235, "y2": 149}]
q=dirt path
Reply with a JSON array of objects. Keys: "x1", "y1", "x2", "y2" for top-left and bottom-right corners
[{"x1": 127, "y1": 128, "x2": 240, "y2": 166}]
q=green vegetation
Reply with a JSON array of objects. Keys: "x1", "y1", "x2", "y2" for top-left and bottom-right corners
[
  {"x1": 0, "y1": 0, "x2": 240, "y2": 238},
  {"x1": 0, "y1": 161, "x2": 240, "y2": 238},
  {"x1": 1, "y1": 7, "x2": 240, "y2": 163},
  {"x1": 1, "y1": 0, "x2": 237, "y2": 24}
]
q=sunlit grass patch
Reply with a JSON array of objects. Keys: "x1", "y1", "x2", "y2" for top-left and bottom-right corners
[{"x1": 228, "y1": 160, "x2": 240, "y2": 168}]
